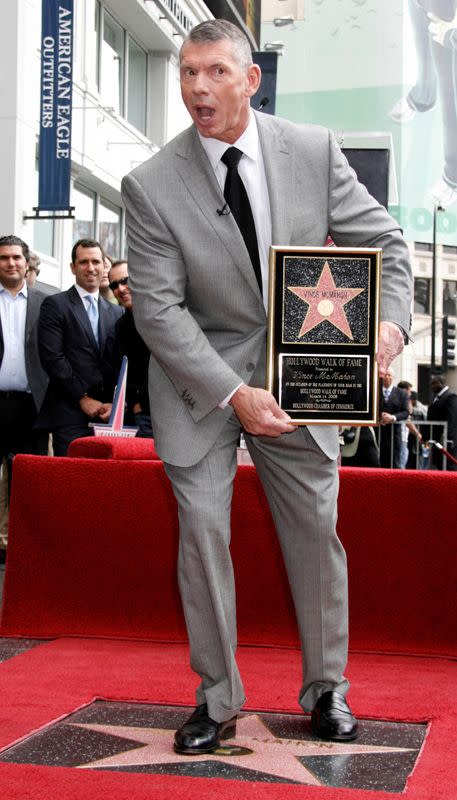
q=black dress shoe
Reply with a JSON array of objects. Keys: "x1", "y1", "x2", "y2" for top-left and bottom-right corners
[
  {"x1": 174, "y1": 704, "x2": 237, "y2": 754},
  {"x1": 311, "y1": 691, "x2": 358, "y2": 741}
]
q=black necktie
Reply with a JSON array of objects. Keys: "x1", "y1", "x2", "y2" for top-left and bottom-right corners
[{"x1": 221, "y1": 147, "x2": 262, "y2": 291}]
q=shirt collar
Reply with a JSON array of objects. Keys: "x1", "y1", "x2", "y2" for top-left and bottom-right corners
[
  {"x1": 74, "y1": 283, "x2": 100, "y2": 302},
  {"x1": 197, "y1": 109, "x2": 259, "y2": 170},
  {"x1": 0, "y1": 280, "x2": 28, "y2": 298}
]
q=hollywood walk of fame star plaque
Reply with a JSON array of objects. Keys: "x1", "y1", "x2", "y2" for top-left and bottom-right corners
[
  {"x1": 266, "y1": 246, "x2": 381, "y2": 424},
  {"x1": 0, "y1": 700, "x2": 426, "y2": 792}
]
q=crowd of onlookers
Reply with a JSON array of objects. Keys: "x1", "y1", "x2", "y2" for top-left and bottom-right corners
[
  {"x1": 0, "y1": 233, "x2": 152, "y2": 555},
  {"x1": 1, "y1": 232, "x2": 457, "y2": 557},
  {"x1": 341, "y1": 370, "x2": 457, "y2": 471}
]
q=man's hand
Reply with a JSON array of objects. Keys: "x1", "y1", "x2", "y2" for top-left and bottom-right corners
[
  {"x1": 229, "y1": 385, "x2": 298, "y2": 437},
  {"x1": 79, "y1": 395, "x2": 104, "y2": 418},
  {"x1": 377, "y1": 321, "x2": 405, "y2": 378},
  {"x1": 381, "y1": 411, "x2": 396, "y2": 426},
  {"x1": 97, "y1": 403, "x2": 112, "y2": 422}
]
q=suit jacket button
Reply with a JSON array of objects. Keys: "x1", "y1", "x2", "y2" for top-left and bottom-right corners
[{"x1": 246, "y1": 362, "x2": 255, "y2": 372}]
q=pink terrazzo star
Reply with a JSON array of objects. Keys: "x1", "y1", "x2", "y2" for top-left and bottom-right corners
[{"x1": 72, "y1": 714, "x2": 414, "y2": 785}]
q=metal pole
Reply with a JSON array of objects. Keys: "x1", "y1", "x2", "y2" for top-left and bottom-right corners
[
  {"x1": 431, "y1": 203, "x2": 437, "y2": 371},
  {"x1": 431, "y1": 203, "x2": 445, "y2": 373}
]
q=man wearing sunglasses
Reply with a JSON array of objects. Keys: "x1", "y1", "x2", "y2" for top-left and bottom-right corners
[{"x1": 109, "y1": 260, "x2": 153, "y2": 438}]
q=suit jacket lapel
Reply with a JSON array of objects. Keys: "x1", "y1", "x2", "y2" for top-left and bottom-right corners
[
  {"x1": 69, "y1": 285, "x2": 99, "y2": 350},
  {"x1": 98, "y1": 297, "x2": 111, "y2": 352},
  {"x1": 25, "y1": 288, "x2": 41, "y2": 343},
  {"x1": 174, "y1": 127, "x2": 263, "y2": 301}
]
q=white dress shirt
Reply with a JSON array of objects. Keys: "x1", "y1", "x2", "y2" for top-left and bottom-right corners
[
  {"x1": 0, "y1": 282, "x2": 30, "y2": 392},
  {"x1": 198, "y1": 112, "x2": 272, "y2": 408},
  {"x1": 198, "y1": 110, "x2": 272, "y2": 312},
  {"x1": 383, "y1": 385, "x2": 400, "y2": 422},
  {"x1": 74, "y1": 283, "x2": 100, "y2": 309}
]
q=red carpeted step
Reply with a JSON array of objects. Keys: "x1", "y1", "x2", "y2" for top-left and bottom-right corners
[{"x1": 1, "y1": 457, "x2": 456, "y2": 660}]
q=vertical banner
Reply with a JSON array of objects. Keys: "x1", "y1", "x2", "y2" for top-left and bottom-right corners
[{"x1": 38, "y1": 0, "x2": 74, "y2": 211}]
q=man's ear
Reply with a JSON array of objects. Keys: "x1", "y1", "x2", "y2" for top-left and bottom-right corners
[{"x1": 246, "y1": 63, "x2": 262, "y2": 98}]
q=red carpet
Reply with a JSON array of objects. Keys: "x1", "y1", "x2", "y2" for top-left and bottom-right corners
[
  {"x1": 2, "y1": 455, "x2": 457, "y2": 797},
  {"x1": 0, "y1": 638, "x2": 456, "y2": 799}
]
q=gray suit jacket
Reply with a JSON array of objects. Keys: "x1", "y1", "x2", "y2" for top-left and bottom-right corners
[
  {"x1": 0, "y1": 285, "x2": 48, "y2": 412},
  {"x1": 122, "y1": 111, "x2": 412, "y2": 467}
]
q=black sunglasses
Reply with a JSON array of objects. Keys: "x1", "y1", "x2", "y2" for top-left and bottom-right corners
[{"x1": 109, "y1": 276, "x2": 128, "y2": 291}]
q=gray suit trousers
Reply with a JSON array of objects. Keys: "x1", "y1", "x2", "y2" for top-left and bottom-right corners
[{"x1": 164, "y1": 417, "x2": 349, "y2": 723}]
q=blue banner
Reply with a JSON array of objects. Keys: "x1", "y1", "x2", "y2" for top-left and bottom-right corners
[{"x1": 38, "y1": 0, "x2": 74, "y2": 211}]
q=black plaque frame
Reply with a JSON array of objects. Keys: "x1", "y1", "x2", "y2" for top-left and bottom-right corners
[{"x1": 266, "y1": 246, "x2": 381, "y2": 425}]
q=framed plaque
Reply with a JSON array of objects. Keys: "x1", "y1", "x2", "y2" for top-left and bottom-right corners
[{"x1": 266, "y1": 246, "x2": 381, "y2": 425}]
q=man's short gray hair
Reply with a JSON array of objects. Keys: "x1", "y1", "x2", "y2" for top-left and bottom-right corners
[{"x1": 181, "y1": 19, "x2": 253, "y2": 70}]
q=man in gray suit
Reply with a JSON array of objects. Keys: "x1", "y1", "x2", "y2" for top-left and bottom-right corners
[
  {"x1": 122, "y1": 20, "x2": 412, "y2": 753},
  {"x1": 0, "y1": 235, "x2": 49, "y2": 491}
]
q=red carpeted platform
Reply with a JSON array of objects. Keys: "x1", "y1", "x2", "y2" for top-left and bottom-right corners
[
  {"x1": 1, "y1": 450, "x2": 457, "y2": 798},
  {"x1": 67, "y1": 436, "x2": 160, "y2": 460},
  {"x1": 1, "y1": 456, "x2": 456, "y2": 659}
]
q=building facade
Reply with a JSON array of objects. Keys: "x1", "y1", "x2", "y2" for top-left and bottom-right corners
[
  {"x1": 1, "y1": 0, "x2": 455, "y2": 396},
  {"x1": 0, "y1": 0, "x2": 211, "y2": 290},
  {"x1": 261, "y1": 0, "x2": 457, "y2": 396}
]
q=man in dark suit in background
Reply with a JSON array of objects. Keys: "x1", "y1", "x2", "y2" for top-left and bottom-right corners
[
  {"x1": 380, "y1": 368, "x2": 409, "y2": 468},
  {"x1": 37, "y1": 239, "x2": 122, "y2": 455},
  {"x1": 427, "y1": 373, "x2": 457, "y2": 470},
  {"x1": 0, "y1": 235, "x2": 49, "y2": 481}
]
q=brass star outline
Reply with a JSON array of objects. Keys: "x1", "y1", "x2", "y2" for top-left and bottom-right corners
[{"x1": 288, "y1": 261, "x2": 364, "y2": 340}]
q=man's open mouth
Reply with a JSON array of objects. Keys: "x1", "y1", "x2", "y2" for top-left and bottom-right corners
[{"x1": 196, "y1": 106, "x2": 215, "y2": 119}]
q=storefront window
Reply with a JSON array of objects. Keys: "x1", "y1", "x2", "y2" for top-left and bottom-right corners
[
  {"x1": 33, "y1": 166, "x2": 54, "y2": 256},
  {"x1": 72, "y1": 184, "x2": 96, "y2": 243},
  {"x1": 101, "y1": 11, "x2": 124, "y2": 115},
  {"x1": 443, "y1": 280, "x2": 457, "y2": 317},
  {"x1": 96, "y1": 8, "x2": 148, "y2": 134},
  {"x1": 414, "y1": 278, "x2": 430, "y2": 314},
  {"x1": 128, "y1": 38, "x2": 147, "y2": 134},
  {"x1": 98, "y1": 198, "x2": 121, "y2": 258}
]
